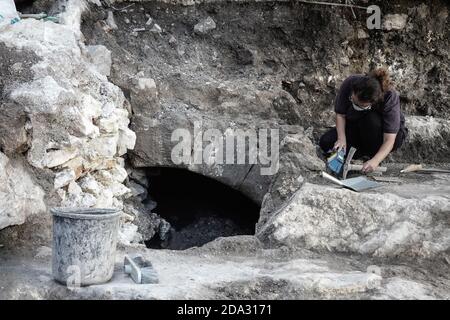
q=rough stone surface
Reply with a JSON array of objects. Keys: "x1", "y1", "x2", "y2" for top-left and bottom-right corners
[
  {"x1": 86, "y1": 45, "x2": 112, "y2": 76},
  {"x1": 118, "y1": 222, "x2": 142, "y2": 245},
  {"x1": 122, "y1": 201, "x2": 171, "y2": 243},
  {"x1": 0, "y1": 42, "x2": 37, "y2": 155},
  {"x1": 375, "y1": 277, "x2": 437, "y2": 300},
  {"x1": 392, "y1": 116, "x2": 450, "y2": 163},
  {"x1": 0, "y1": 236, "x2": 448, "y2": 299},
  {"x1": 0, "y1": 152, "x2": 46, "y2": 230},
  {"x1": 257, "y1": 179, "x2": 450, "y2": 258},
  {"x1": 194, "y1": 16, "x2": 216, "y2": 34},
  {"x1": 0, "y1": 1, "x2": 136, "y2": 242},
  {"x1": 54, "y1": 169, "x2": 76, "y2": 190},
  {"x1": 383, "y1": 14, "x2": 408, "y2": 31}
]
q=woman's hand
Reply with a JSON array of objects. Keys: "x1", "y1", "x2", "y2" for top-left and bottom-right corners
[
  {"x1": 362, "y1": 158, "x2": 380, "y2": 173},
  {"x1": 335, "y1": 114, "x2": 346, "y2": 152},
  {"x1": 333, "y1": 138, "x2": 347, "y2": 152},
  {"x1": 363, "y1": 134, "x2": 396, "y2": 173}
]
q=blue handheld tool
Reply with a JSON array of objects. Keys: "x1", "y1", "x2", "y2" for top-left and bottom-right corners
[{"x1": 327, "y1": 148, "x2": 346, "y2": 175}]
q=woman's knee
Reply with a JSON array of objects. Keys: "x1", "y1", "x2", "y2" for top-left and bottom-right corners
[{"x1": 319, "y1": 128, "x2": 337, "y2": 152}]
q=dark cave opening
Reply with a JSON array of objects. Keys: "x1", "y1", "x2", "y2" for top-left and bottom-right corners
[
  {"x1": 143, "y1": 167, "x2": 260, "y2": 250},
  {"x1": 14, "y1": 0, "x2": 36, "y2": 12},
  {"x1": 13, "y1": 0, "x2": 56, "y2": 15}
]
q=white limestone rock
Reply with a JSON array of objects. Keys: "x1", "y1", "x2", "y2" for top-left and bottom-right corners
[
  {"x1": 134, "y1": 78, "x2": 157, "y2": 92},
  {"x1": 86, "y1": 45, "x2": 112, "y2": 77},
  {"x1": 127, "y1": 181, "x2": 147, "y2": 199},
  {"x1": 67, "y1": 181, "x2": 82, "y2": 196},
  {"x1": 117, "y1": 128, "x2": 137, "y2": 156},
  {"x1": 109, "y1": 166, "x2": 129, "y2": 184},
  {"x1": 383, "y1": 14, "x2": 408, "y2": 31},
  {"x1": 0, "y1": 2, "x2": 137, "y2": 246},
  {"x1": 79, "y1": 174, "x2": 102, "y2": 195},
  {"x1": 94, "y1": 188, "x2": 114, "y2": 208},
  {"x1": 106, "y1": 11, "x2": 118, "y2": 30},
  {"x1": 54, "y1": 169, "x2": 76, "y2": 190},
  {"x1": 97, "y1": 116, "x2": 119, "y2": 134},
  {"x1": 194, "y1": 16, "x2": 216, "y2": 34},
  {"x1": 9, "y1": 76, "x2": 72, "y2": 115},
  {"x1": 118, "y1": 222, "x2": 142, "y2": 245},
  {"x1": 61, "y1": 191, "x2": 97, "y2": 208},
  {"x1": 405, "y1": 116, "x2": 450, "y2": 142},
  {"x1": 150, "y1": 24, "x2": 162, "y2": 33},
  {"x1": 258, "y1": 182, "x2": 450, "y2": 258},
  {"x1": 0, "y1": 152, "x2": 46, "y2": 229},
  {"x1": 43, "y1": 148, "x2": 79, "y2": 169},
  {"x1": 376, "y1": 278, "x2": 436, "y2": 300},
  {"x1": 108, "y1": 182, "x2": 131, "y2": 198},
  {"x1": 93, "y1": 170, "x2": 115, "y2": 186}
]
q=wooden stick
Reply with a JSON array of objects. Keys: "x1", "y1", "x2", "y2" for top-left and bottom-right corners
[
  {"x1": 349, "y1": 164, "x2": 387, "y2": 172},
  {"x1": 19, "y1": 13, "x2": 47, "y2": 19},
  {"x1": 297, "y1": 0, "x2": 368, "y2": 10},
  {"x1": 415, "y1": 168, "x2": 450, "y2": 174},
  {"x1": 110, "y1": 3, "x2": 135, "y2": 11},
  {"x1": 400, "y1": 164, "x2": 422, "y2": 173},
  {"x1": 400, "y1": 164, "x2": 450, "y2": 174},
  {"x1": 346, "y1": 0, "x2": 357, "y2": 18}
]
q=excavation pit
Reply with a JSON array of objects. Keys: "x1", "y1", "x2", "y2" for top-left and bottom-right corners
[{"x1": 143, "y1": 167, "x2": 260, "y2": 250}]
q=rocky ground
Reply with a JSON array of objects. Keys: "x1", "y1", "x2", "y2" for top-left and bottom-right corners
[
  {"x1": 0, "y1": 0, "x2": 449, "y2": 299},
  {"x1": 1, "y1": 169, "x2": 448, "y2": 299},
  {"x1": 1, "y1": 234, "x2": 449, "y2": 299}
]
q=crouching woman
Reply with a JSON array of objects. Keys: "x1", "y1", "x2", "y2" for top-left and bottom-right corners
[{"x1": 319, "y1": 68, "x2": 408, "y2": 173}]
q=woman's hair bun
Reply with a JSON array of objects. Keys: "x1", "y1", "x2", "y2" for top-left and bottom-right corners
[{"x1": 369, "y1": 67, "x2": 392, "y2": 92}]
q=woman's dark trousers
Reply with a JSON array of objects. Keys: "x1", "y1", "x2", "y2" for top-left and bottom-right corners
[{"x1": 319, "y1": 111, "x2": 405, "y2": 159}]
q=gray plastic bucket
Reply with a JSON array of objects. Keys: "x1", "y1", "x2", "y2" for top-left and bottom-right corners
[{"x1": 51, "y1": 207, "x2": 121, "y2": 286}]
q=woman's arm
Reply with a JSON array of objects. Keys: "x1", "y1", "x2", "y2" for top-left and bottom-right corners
[
  {"x1": 334, "y1": 113, "x2": 347, "y2": 151},
  {"x1": 333, "y1": 76, "x2": 355, "y2": 152},
  {"x1": 362, "y1": 133, "x2": 396, "y2": 172},
  {"x1": 363, "y1": 89, "x2": 401, "y2": 173}
]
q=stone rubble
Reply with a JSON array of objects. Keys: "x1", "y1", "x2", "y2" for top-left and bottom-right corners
[
  {"x1": 53, "y1": 169, "x2": 76, "y2": 190},
  {"x1": 106, "y1": 10, "x2": 118, "y2": 30},
  {"x1": 194, "y1": 16, "x2": 216, "y2": 34},
  {"x1": 85, "y1": 45, "x2": 112, "y2": 76},
  {"x1": 383, "y1": 14, "x2": 408, "y2": 31},
  {"x1": 0, "y1": 152, "x2": 46, "y2": 230},
  {"x1": 0, "y1": 2, "x2": 135, "y2": 233}
]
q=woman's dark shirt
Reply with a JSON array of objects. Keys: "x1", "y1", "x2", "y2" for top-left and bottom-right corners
[{"x1": 334, "y1": 75, "x2": 405, "y2": 134}]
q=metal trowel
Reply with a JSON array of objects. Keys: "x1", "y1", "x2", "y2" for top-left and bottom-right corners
[
  {"x1": 321, "y1": 171, "x2": 381, "y2": 192},
  {"x1": 124, "y1": 254, "x2": 159, "y2": 284}
]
